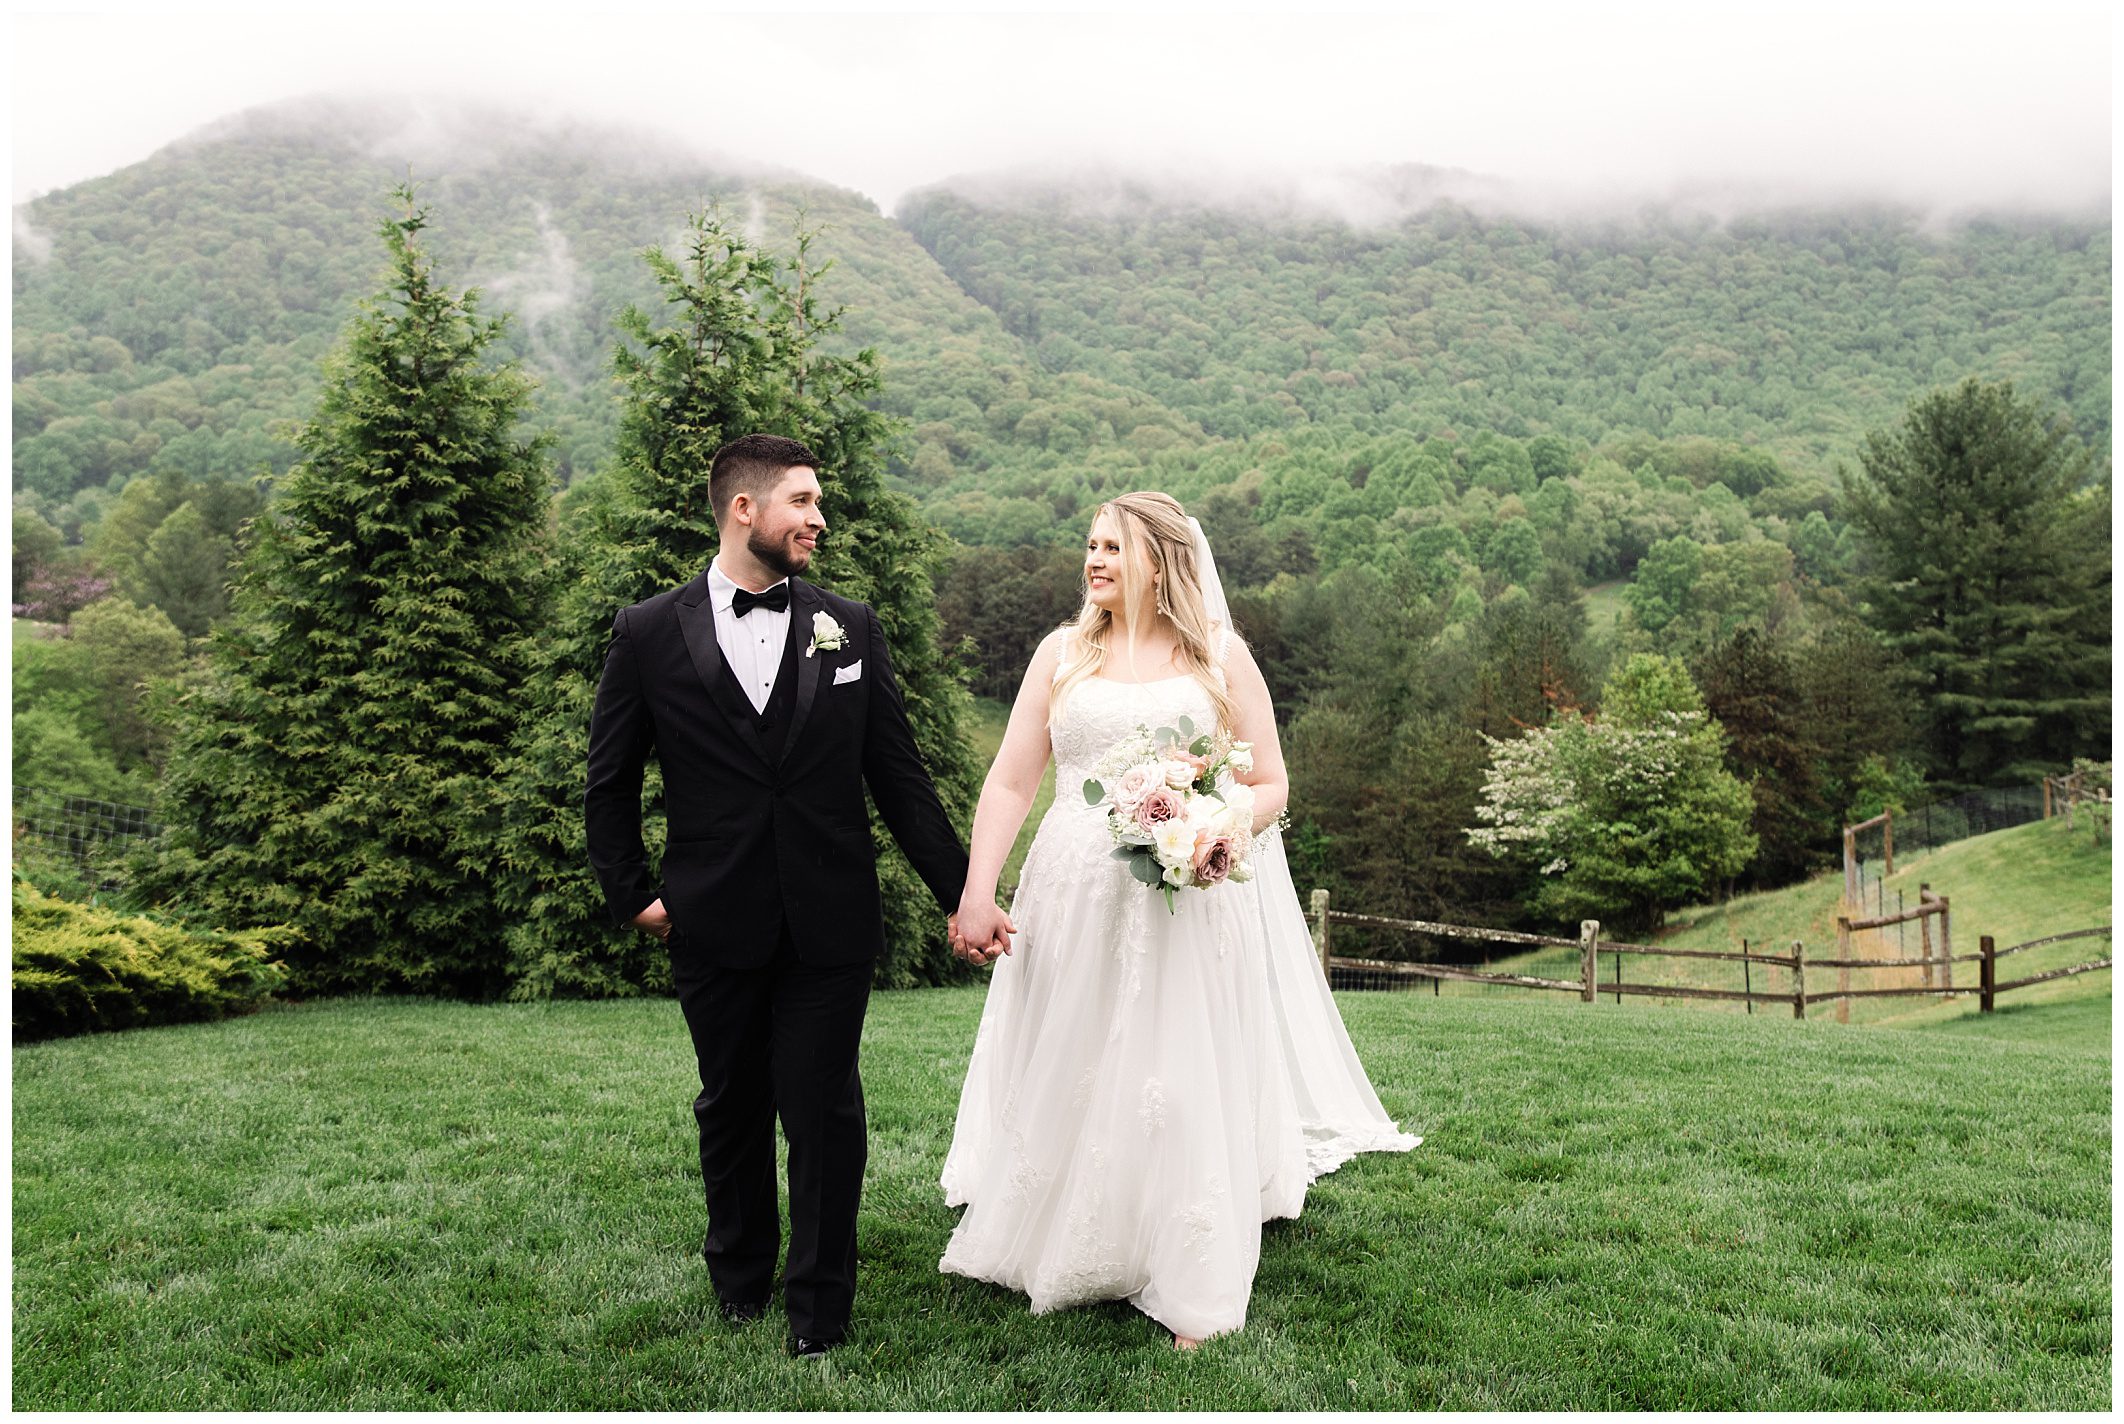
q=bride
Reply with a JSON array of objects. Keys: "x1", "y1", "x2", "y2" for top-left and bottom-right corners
[{"x1": 941, "y1": 491, "x2": 1420, "y2": 1349}]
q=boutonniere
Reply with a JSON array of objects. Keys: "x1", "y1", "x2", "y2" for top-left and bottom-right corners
[{"x1": 807, "y1": 611, "x2": 848, "y2": 659}]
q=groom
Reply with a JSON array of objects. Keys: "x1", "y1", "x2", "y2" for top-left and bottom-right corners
[{"x1": 585, "y1": 433, "x2": 997, "y2": 1356}]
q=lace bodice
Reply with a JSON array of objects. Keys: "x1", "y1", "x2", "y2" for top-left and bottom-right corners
[
  {"x1": 1049, "y1": 626, "x2": 1228, "y2": 789},
  {"x1": 1051, "y1": 675, "x2": 1220, "y2": 788}
]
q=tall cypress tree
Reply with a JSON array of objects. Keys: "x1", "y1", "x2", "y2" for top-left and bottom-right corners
[
  {"x1": 1842, "y1": 379, "x2": 2110, "y2": 791},
  {"x1": 494, "y1": 211, "x2": 979, "y2": 998},
  {"x1": 136, "y1": 188, "x2": 554, "y2": 996}
]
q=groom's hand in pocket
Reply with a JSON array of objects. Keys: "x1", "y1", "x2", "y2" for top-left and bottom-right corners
[{"x1": 631, "y1": 898, "x2": 673, "y2": 942}]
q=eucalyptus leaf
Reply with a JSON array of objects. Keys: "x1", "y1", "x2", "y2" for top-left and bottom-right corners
[
  {"x1": 1082, "y1": 779, "x2": 1105, "y2": 806},
  {"x1": 1126, "y1": 852, "x2": 1165, "y2": 887}
]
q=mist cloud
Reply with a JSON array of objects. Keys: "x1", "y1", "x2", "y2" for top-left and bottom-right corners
[
  {"x1": 13, "y1": 8, "x2": 2113, "y2": 219},
  {"x1": 14, "y1": 208, "x2": 55, "y2": 264}
]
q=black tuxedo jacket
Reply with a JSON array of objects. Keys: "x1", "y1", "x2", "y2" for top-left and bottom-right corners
[{"x1": 584, "y1": 570, "x2": 968, "y2": 968}]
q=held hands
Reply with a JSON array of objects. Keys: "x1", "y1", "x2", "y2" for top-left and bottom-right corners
[{"x1": 948, "y1": 900, "x2": 1018, "y2": 968}]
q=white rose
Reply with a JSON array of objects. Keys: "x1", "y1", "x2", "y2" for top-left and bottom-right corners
[
  {"x1": 1163, "y1": 759, "x2": 1197, "y2": 790},
  {"x1": 1221, "y1": 779, "x2": 1257, "y2": 821},
  {"x1": 1185, "y1": 793, "x2": 1227, "y2": 835},
  {"x1": 1228, "y1": 742, "x2": 1255, "y2": 774}
]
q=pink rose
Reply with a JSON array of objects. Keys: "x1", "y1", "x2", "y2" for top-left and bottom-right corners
[
  {"x1": 1135, "y1": 787, "x2": 1184, "y2": 831},
  {"x1": 1191, "y1": 833, "x2": 1235, "y2": 886},
  {"x1": 1114, "y1": 764, "x2": 1161, "y2": 814}
]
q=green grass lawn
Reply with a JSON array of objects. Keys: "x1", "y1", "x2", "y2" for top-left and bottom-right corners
[
  {"x1": 1446, "y1": 818, "x2": 2111, "y2": 1050},
  {"x1": 12, "y1": 985, "x2": 2109, "y2": 1409}
]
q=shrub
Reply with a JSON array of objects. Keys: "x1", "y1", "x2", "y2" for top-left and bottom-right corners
[{"x1": 11, "y1": 873, "x2": 293, "y2": 1041}]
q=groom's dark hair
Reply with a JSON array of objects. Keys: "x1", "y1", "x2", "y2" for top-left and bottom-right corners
[{"x1": 710, "y1": 433, "x2": 821, "y2": 524}]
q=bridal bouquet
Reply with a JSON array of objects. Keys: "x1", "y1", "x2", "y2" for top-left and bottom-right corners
[{"x1": 1083, "y1": 717, "x2": 1261, "y2": 911}]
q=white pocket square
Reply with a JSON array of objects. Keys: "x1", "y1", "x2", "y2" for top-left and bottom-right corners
[{"x1": 832, "y1": 660, "x2": 863, "y2": 686}]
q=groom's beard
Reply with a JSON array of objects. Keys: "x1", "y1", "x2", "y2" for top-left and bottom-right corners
[{"x1": 749, "y1": 525, "x2": 812, "y2": 579}]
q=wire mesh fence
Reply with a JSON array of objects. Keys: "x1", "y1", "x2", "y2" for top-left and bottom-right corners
[
  {"x1": 11, "y1": 786, "x2": 162, "y2": 894},
  {"x1": 1892, "y1": 783, "x2": 2048, "y2": 857},
  {"x1": 1328, "y1": 962, "x2": 1446, "y2": 994},
  {"x1": 1848, "y1": 781, "x2": 2051, "y2": 912}
]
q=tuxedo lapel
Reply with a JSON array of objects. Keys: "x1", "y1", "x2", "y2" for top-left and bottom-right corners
[
  {"x1": 676, "y1": 570, "x2": 772, "y2": 767},
  {"x1": 780, "y1": 579, "x2": 825, "y2": 766}
]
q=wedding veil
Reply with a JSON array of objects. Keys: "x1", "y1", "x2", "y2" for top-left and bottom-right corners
[{"x1": 1185, "y1": 517, "x2": 1423, "y2": 1175}]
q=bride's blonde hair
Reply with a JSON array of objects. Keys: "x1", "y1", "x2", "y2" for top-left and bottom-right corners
[{"x1": 1051, "y1": 491, "x2": 1237, "y2": 735}]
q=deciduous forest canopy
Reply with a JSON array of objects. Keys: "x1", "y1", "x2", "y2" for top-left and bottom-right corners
[{"x1": 12, "y1": 101, "x2": 2111, "y2": 980}]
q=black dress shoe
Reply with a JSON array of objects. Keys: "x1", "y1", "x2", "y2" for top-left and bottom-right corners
[
  {"x1": 787, "y1": 1333, "x2": 839, "y2": 1358},
  {"x1": 718, "y1": 1299, "x2": 768, "y2": 1324}
]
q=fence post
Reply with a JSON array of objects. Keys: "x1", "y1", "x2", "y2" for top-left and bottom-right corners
[
  {"x1": 1917, "y1": 884, "x2": 1935, "y2": 991},
  {"x1": 1580, "y1": 920, "x2": 1599, "y2": 1004},
  {"x1": 1980, "y1": 934, "x2": 1995, "y2": 1014},
  {"x1": 1937, "y1": 894, "x2": 1953, "y2": 994},
  {"x1": 1834, "y1": 914, "x2": 1852, "y2": 1025},
  {"x1": 1310, "y1": 889, "x2": 1332, "y2": 980},
  {"x1": 1883, "y1": 810, "x2": 1894, "y2": 877},
  {"x1": 1842, "y1": 827, "x2": 1858, "y2": 905},
  {"x1": 1792, "y1": 940, "x2": 1806, "y2": 1019}
]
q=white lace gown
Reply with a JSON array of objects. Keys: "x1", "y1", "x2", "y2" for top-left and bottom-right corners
[{"x1": 938, "y1": 667, "x2": 1420, "y2": 1340}]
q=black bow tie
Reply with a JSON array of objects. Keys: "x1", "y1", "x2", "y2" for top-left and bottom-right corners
[{"x1": 731, "y1": 584, "x2": 790, "y2": 618}]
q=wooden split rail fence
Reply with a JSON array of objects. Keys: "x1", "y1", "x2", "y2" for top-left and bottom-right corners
[{"x1": 1305, "y1": 890, "x2": 2109, "y2": 1019}]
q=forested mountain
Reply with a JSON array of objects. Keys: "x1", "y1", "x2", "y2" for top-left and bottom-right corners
[
  {"x1": 12, "y1": 101, "x2": 1091, "y2": 508},
  {"x1": 15, "y1": 101, "x2": 2109, "y2": 547},
  {"x1": 895, "y1": 175, "x2": 2107, "y2": 534},
  {"x1": 13, "y1": 101, "x2": 2112, "y2": 945}
]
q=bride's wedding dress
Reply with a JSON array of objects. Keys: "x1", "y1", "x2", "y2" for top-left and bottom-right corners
[{"x1": 939, "y1": 645, "x2": 1419, "y2": 1340}]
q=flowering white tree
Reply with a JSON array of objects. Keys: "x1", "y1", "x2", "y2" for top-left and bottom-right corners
[{"x1": 1467, "y1": 655, "x2": 1756, "y2": 931}]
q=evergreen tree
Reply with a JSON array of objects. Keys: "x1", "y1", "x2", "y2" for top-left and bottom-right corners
[
  {"x1": 495, "y1": 211, "x2": 979, "y2": 998},
  {"x1": 1790, "y1": 619, "x2": 1917, "y2": 822},
  {"x1": 137, "y1": 501, "x2": 232, "y2": 638},
  {"x1": 135, "y1": 188, "x2": 554, "y2": 996},
  {"x1": 1842, "y1": 379, "x2": 2111, "y2": 790},
  {"x1": 1694, "y1": 626, "x2": 1827, "y2": 887}
]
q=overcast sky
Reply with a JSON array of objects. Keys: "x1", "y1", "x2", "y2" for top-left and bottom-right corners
[{"x1": 9, "y1": 2, "x2": 2116, "y2": 215}]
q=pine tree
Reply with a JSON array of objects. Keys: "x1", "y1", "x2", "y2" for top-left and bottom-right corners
[
  {"x1": 1842, "y1": 379, "x2": 2110, "y2": 791},
  {"x1": 135, "y1": 188, "x2": 554, "y2": 996},
  {"x1": 494, "y1": 211, "x2": 979, "y2": 998},
  {"x1": 1694, "y1": 626, "x2": 1828, "y2": 887}
]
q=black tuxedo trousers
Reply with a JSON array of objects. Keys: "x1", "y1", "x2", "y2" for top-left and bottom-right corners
[{"x1": 584, "y1": 571, "x2": 968, "y2": 1340}]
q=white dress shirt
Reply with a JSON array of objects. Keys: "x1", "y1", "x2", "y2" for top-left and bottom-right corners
[{"x1": 708, "y1": 561, "x2": 792, "y2": 714}]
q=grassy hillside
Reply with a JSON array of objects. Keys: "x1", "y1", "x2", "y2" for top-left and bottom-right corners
[
  {"x1": 1439, "y1": 817, "x2": 2110, "y2": 1049},
  {"x1": 12, "y1": 990, "x2": 2108, "y2": 1408}
]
